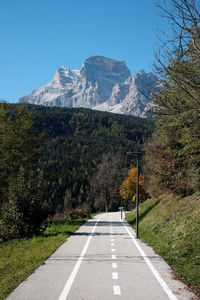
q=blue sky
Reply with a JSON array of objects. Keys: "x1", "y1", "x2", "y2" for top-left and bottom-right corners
[{"x1": 1, "y1": 0, "x2": 167, "y2": 103}]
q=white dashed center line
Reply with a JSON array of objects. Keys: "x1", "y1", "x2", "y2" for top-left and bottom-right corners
[
  {"x1": 112, "y1": 262, "x2": 117, "y2": 269},
  {"x1": 110, "y1": 218, "x2": 121, "y2": 296},
  {"x1": 113, "y1": 285, "x2": 121, "y2": 296},
  {"x1": 112, "y1": 272, "x2": 118, "y2": 280}
]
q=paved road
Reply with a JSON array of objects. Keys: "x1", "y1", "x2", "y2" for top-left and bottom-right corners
[{"x1": 7, "y1": 212, "x2": 197, "y2": 300}]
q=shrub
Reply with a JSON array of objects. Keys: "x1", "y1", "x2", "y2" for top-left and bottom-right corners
[{"x1": 0, "y1": 167, "x2": 49, "y2": 241}]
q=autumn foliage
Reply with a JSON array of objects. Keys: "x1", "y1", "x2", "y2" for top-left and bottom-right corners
[{"x1": 120, "y1": 168, "x2": 148, "y2": 203}]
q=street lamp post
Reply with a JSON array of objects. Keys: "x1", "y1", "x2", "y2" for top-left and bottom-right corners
[
  {"x1": 124, "y1": 186, "x2": 126, "y2": 218},
  {"x1": 120, "y1": 185, "x2": 123, "y2": 220},
  {"x1": 135, "y1": 154, "x2": 139, "y2": 239},
  {"x1": 127, "y1": 152, "x2": 140, "y2": 239}
]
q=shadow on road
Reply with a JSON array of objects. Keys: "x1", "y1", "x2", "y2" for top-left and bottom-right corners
[
  {"x1": 48, "y1": 254, "x2": 163, "y2": 263},
  {"x1": 71, "y1": 220, "x2": 130, "y2": 236},
  {"x1": 84, "y1": 220, "x2": 129, "y2": 227},
  {"x1": 72, "y1": 232, "x2": 126, "y2": 236}
]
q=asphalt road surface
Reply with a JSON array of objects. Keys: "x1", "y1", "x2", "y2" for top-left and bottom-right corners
[{"x1": 7, "y1": 212, "x2": 197, "y2": 300}]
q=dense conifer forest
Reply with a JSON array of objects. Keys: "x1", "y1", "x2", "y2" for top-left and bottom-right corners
[{"x1": 26, "y1": 104, "x2": 153, "y2": 214}]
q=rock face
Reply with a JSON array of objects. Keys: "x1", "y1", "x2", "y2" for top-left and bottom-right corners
[{"x1": 19, "y1": 55, "x2": 158, "y2": 118}]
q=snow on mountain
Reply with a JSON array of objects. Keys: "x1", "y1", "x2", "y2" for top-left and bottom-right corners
[{"x1": 19, "y1": 56, "x2": 158, "y2": 118}]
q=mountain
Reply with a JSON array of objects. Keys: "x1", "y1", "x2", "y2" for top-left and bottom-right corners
[{"x1": 19, "y1": 56, "x2": 158, "y2": 118}]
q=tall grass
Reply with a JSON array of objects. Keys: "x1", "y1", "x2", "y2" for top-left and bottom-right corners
[{"x1": 0, "y1": 218, "x2": 87, "y2": 299}]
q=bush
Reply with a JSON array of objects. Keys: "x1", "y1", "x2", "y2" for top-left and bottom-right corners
[
  {"x1": 0, "y1": 167, "x2": 49, "y2": 241},
  {"x1": 64, "y1": 207, "x2": 90, "y2": 220}
]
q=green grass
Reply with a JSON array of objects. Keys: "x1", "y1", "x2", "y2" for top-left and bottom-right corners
[
  {"x1": 0, "y1": 217, "x2": 87, "y2": 300},
  {"x1": 126, "y1": 193, "x2": 200, "y2": 297}
]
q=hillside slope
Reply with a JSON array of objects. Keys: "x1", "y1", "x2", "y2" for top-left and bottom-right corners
[
  {"x1": 126, "y1": 193, "x2": 200, "y2": 297},
  {"x1": 24, "y1": 104, "x2": 153, "y2": 214}
]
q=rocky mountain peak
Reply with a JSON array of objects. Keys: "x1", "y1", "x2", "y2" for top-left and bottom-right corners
[
  {"x1": 53, "y1": 66, "x2": 79, "y2": 85},
  {"x1": 18, "y1": 56, "x2": 158, "y2": 118},
  {"x1": 80, "y1": 56, "x2": 131, "y2": 82},
  {"x1": 82, "y1": 56, "x2": 128, "y2": 73}
]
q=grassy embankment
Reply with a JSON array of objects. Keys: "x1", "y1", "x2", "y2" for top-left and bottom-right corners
[
  {"x1": 126, "y1": 193, "x2": 200, "y2": 296},
  {"x1": 0, "y1": 217, "x2": 87, "y2": 300}
]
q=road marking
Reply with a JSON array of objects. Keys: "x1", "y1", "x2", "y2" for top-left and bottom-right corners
[
  {"x1": 111, "y1": 238, "x2": 114, "y2": 242},
  {"x1": 113, "y1": 285, "x2": 121, "y2": 296},
  {"x1": 111, "y1": 248, "x2": 115, "y2": 252},
  {"x1": 58, "y1": 218, "x2": 100, "y2": 300},
  {"x1": 111, "y1": 242, "x2": 115, "y2": 246},
  {"x1": 112, "y1": 255, "x2": 117, "y2": 259},
  {"x1": 121, "y1": 220, "x2": 178, "y2": 300},
  {"x1": 112, "y1": 262, "x2": 117, "y2": 269},
  {"x1": 112, "y1": 272, "x2": 118, "y2": 280}
]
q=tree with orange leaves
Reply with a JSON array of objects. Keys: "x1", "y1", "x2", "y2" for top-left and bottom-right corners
[{"x1": 120, "y1": 167, "x2": 148, "y2": 203}]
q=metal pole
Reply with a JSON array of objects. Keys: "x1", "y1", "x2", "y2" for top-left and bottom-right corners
[
  {"x1": 136, "y1": 154, "x2": 139, "y2": 239},
  {"x1": 120, "y1": 186, "x2": 123, "y2": 220},
  {"x1": 124, "y1": 195, "x2": 126, "y2": 218},
  {"x1": 127, "y1": 151, "x2": 140, "y2": 238},
  {"x1": 124, "y1": 186, "x2": 126, "y2": 218}
]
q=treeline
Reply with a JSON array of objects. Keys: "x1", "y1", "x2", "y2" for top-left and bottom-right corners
[
  {"x1": 144, "y1": 0, "x2": 200, "y2": 197},
  {"x1": 0, "y1": 102, "x2": 153, "y2": 240}
]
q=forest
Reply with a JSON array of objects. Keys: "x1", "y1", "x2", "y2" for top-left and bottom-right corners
[
  {"x1": 0, "y1": 103, "x2": 153, "y2": 240},
  {"x1": 29, "y1": 105, "x2": 153, "y2": 214}
]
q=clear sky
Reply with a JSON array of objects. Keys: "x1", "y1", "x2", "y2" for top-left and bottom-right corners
[{"x1": 0, "y1": 0, "x2": 167, "y2": 103}]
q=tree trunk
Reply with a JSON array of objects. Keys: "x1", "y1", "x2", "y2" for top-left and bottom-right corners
[{"x1": 105, "y1": 201, "x2": 108, "y2": 212}]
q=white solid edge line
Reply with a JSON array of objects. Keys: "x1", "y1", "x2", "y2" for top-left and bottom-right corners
[
  {"x1": 58, "y1": 218, "x2": 100, "y2": 300},
  {"x1": 121, "y1": 219, "x2": 178, "y2": 300}
]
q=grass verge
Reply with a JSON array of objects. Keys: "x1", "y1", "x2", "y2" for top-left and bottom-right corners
[
  {"x1": 0, "y1": 217, "x2": 87, "y2": 300},
  {"x1": 126, "y1": 193, "x2": 200, "y2": 297}
]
